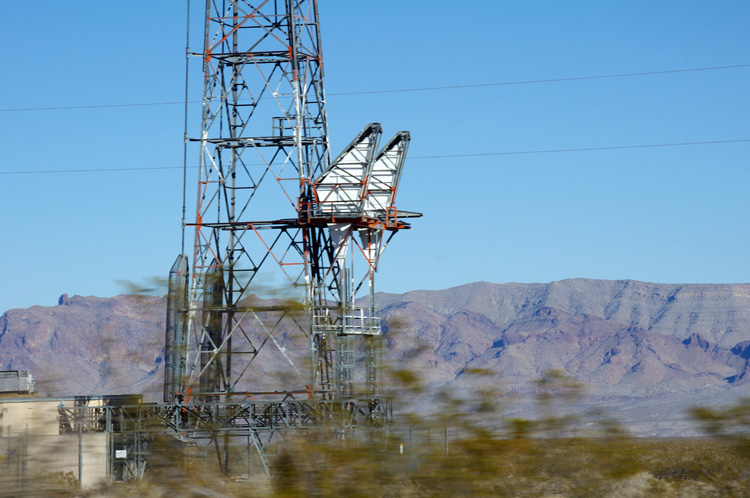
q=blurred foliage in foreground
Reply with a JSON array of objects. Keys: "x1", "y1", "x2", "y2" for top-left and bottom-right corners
[{"x1": 3, "y1": 373, "x2": 750, "y2": 497}]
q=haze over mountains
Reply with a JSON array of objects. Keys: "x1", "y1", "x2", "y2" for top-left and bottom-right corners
[{"x1": 3, "y1": 278, "x2": 750, "y2": 436}]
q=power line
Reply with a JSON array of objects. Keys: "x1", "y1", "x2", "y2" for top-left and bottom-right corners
[
  {"x1": 331, "y1": 64, "x2": 750, "y2": 96},
  {"x1": 0, "y1": 101, "x2": 186, "y2": 112},
  {"x1": 2, "y1": 138, "x2": 748, "y2": 176},
  {"x1": 0, "y1": 166, "x2": 185, "y2": 175},
  {"x1": 411, "y1": 138, "x2": 750, "y2": 158},
  {"x1": 1, "y1": 64, "x2": 748, "y2": 113}
]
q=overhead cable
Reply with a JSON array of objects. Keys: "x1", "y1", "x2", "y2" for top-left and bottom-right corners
[
  {"x1": 2, "y1": 138, "x2": 748, "y2": 176},
  {"x1": 1, "y1": 64, "x2": 747, "y2": 113}
]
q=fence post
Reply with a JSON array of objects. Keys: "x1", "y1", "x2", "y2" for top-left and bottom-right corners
[
  {"x1": 22, "y1": 424, "x2": 28, "y2": 489},
  {"x1": 427, "y1": 428, "x2": 431, "y2": 458},
  {"x1": 106, "y1": 407, "x2": 112, "y2": 482},
  {"x1": 444, "y1": 426, "x2": 448, "y2": 458},
  {"x1": 78, "y1": 415, "x2": 83, "y2": 485},
  {"x1": 408, "y1": 428, "x2": 412, "y2": 476}
]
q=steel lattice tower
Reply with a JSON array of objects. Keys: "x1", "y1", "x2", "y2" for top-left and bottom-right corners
[{"x1": 162, "y1": 0, "x2": 418, "y2": 472}]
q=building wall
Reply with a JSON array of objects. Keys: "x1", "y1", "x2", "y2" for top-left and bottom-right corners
[
  {"x1": 0, "y1": 399, "x2": 108, "y2": 487},
  {"x1": 0, "y1": 400, "x2": 60, "y2": 437},
  {"x1": 26, "y1": 432, "x2": 108, "y2": 488}
]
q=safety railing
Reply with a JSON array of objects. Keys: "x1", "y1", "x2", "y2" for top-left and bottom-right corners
[{"x1": 312, "y1": 306, "x2": 381, "y2": 335}]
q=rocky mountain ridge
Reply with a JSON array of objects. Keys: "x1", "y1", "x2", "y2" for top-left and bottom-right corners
[
  {"x1": 375, "y1": 279, "x2": 750, "y2": 347},
  {"x1": 3, "y1": 279, "x2": 750, "y2": 435}
]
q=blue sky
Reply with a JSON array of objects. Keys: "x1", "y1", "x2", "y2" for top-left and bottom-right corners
[{"x1": 1, "y1": 1, "x2": 749, "y2": 312}]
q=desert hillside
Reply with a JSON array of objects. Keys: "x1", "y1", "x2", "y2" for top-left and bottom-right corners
[{"x1": 3, "y1": 279, "x2": 750, "y2": 435}]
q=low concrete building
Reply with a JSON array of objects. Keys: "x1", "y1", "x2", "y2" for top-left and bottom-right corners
[{"x1": 0, "y1": 394, "x2": 142, "y2": 488}]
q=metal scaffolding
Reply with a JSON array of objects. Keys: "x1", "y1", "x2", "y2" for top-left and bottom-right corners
[
  {"x1": 161, "y1": 0, "x2": 418, "y2": 475},
  {"x1": 42, "y1": 401, "x2": 438, "y2": 484}
]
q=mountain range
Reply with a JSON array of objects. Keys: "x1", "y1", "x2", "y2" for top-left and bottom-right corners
[{"x1": 3, "y1": 278, "x2": 750, "y2": 436}]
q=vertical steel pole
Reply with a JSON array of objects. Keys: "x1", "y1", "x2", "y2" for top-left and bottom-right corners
[
  {"x1": 408, "y1": 427, "x2": 412, "y2": 476},
  {"x1": 444, "y1": 427, "x2": 448, "y2": 458},
  {"x1": 427, "y1": 428, "x2": 431, "y2": 458},
  {"x1": 224, "y1": 0, "x2": 240, "y2": 401},
  {"x1": 22, "y1": 425, "x2": 28, "y2": 487},
  {"x1": 78, "y1": 419, "x2": 83, "y2": 485},
  {"x1": 106, "y1": 407, "x2": 112, "y2": 482}
]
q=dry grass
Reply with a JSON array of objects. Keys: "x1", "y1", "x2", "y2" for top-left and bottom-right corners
[{"x1": 3, "y1": 374, "x2": 750, "y2": 497}]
